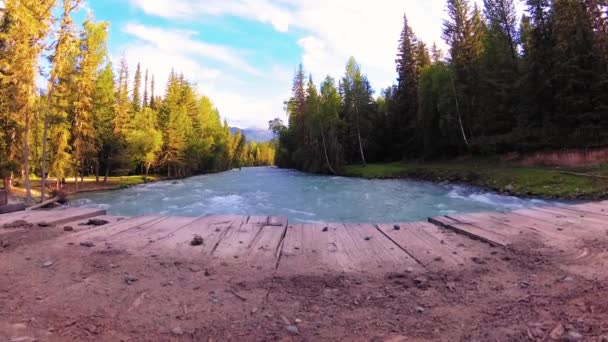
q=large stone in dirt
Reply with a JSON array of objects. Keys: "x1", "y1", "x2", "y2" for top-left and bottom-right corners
[{"x1": 81, "y1": 219, "x2": 110, "y2": 226}]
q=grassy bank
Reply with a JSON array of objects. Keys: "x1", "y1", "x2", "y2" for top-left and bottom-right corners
[
  {"x1": 6, "y1": 175, "x2": 162, "y2": 203},
  {"x1": 342, "y1": 161, "x2": 608, "y2": 200}
]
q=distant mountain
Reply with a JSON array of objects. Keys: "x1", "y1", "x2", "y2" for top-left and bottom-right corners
[{"x1": 230, "y1": 127, "x2": 274, "y2": 142}]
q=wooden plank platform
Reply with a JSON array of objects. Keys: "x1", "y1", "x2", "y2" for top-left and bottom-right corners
[
  {"x1": 3, "y1": 200, "x2": 608, "y2": 277},
  {"x1": 429, "y1": 202, "x2": 608, "y2": 249},
  {"x1": 0, "y1": 207, "x2": 106, "y2": 227}
]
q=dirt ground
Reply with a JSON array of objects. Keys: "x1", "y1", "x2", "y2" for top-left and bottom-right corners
[{"x1": 1, "y1": 221, "x2": 607, "y2": 341}]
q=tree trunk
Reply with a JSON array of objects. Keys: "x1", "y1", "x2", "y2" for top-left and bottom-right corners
[
  {"x1": 145, "y1": 165, "x2": 149, "y2": 182},
  {"x1": 3, "y1": 177, "x2": 11, "y2": 195},
  {"x1": 320, "y1": 121, "x2": 337, "y2": 175},
  {"x1": 23, "y1": 112, "x2": 32, "y2": 202},
  {"x1": 95, "y1": 161, "x2": 99, "y2": 183},
  {"x1": 354, "y1": 106, "x2": 367, "y2": 166},
  {"x1": 40, "y1": 110, "x2": 49, "y2": 202},
  {"x1": 104, "y1": 157, "x2": 111, "y2": 186},
  {"x1": 449, "y1": 73, "x2": 470, "y2": 149}
]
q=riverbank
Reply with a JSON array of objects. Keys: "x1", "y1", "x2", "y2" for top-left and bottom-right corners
[
  {"x1": 4, "y1": 175, "x2": 162, "y2": 203},
  {"x1": 342, "y1": 161, "x2": 608, "y2": 200}
]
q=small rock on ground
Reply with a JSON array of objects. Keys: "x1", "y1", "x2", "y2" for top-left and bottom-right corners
[
  {"x1": 394, "y1": 225, "x2": 401, "y2": 230},
  {"x1": 286, "y1": 325, "x2": 299, "y2": 336},
  {"x1": 63, "y1": 226, "x2": 74, "y2": 232},
  {"x1": 38, "y1": 221, "x2": 54, "y2": 227},
  {"x1": 561, "y1": 331, "x2": 583, "y2": 342},
  {"x1": 190, "y1": 235, "x2": 204, "y2": 246},
  {"x1": 125, "y1": 275, "x2": 138, "y2": 285},
  {"x1": 80, "y1": 242, "x2": 95, "y2": 248},
  {"x1": 42, "y1": 260, "x2": 54, "y2": 268},
  {"x1": 82, "y1": 219, "x2": 109, "y2": 226},
  {"x1": 171, "y1": 327, "x2": 184, "y2": 336}
]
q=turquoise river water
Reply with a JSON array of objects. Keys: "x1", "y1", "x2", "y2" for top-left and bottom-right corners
[{"x1": 72, "y1": 167, "x2": 561, "y2": 223}]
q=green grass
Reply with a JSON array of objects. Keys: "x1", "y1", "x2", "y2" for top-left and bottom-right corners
[{"x1": 342, "y1": 161, "x2": 608, "y2": 200}]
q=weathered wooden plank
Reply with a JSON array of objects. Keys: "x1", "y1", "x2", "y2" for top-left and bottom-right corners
[
  {"x1": 429, "y1": 215, "x2": 510, "y2": 247},
  {"x1": 246, "y1": 223, "x2": 288, "y2": 270},
  {"x1": 458, "y1": 211, "x2": 576, "y2": 242},
  {"x1": 109, "y1": 216, "x2": 203, "y2": 250},
  {"x1": 534, "y1": 206, "x2": 608, "y2": 228},
  {"x1": 212, "y1": 217, "x2": 267, "y2": 259},
  {"x1": 0, "y1": 208, "x2": 106, "y2": 226},
  {"x1": 0, "y1": 203, "x2": 26, "y2": 214},
  {"x1": 514, "y1": 208, "x2": 607, "y2": 235},
  {"x1": 340, "y1": 223, "x2": 422, "y2": 273},
  {"x1": 565, "y1": 203, "x2": 608, "y2": 216},
  {"x1": 152, "y1": 215, "x2": 248, "y2": 259},
  {"x1": 61, "y1": 216, "x2": 163, "y2": 243},
  {"x1": 376, "y1": 222, "x2": 467, "y2": 268},
  {"x1": 277, "y1": 223, "x2": 341, "y2": 274}
]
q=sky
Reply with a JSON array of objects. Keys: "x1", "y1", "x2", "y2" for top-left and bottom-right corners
[{"x1": 84, "y1": 0, "x2": 518, "y2": 129}]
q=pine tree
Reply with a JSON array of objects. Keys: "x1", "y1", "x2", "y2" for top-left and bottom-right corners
[
  {"x1": 551, "y1": 0, "x2": 595, "y2": 144},
  {"x1": 40, "y1": 0, "x2": 80, "y2": 200},
  {"x1": 0, "y1": 0, "x2": 55, "y2": 201},
  {"x1": 132, "y1": 62, "x2": 142, "y2": 112},
  {"x1": 391, "y1": 14, "x2": 420, "y2": 158},
  {"x1": 143, "y1": 68, "x2": 149, "y2": 109},
  {"x1": 115, "y1": 57, "x2": 130, "y2": 135},
  {"x1": 341, "y1": 57, "x2": 375, "y2": 165},
  {"x1": 92, "y1": 63, "x2": 117, "y2": 184},
  {"x1": 443, "y1": 0, "x2": 485, "y2": 150},
  {"x1": 478, "y1": 0, "x2": 521, "y2": 145}
]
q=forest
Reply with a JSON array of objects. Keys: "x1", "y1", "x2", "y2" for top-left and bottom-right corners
[
  {"x1": 274, "y1": 0, "x2": 608, "y2": 174},
  {"x1": 0, "y1": 0, "x2": 275, "y2": 202}
]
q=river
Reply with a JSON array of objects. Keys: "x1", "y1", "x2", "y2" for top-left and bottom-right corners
[{"x1": 72, "y1": 167, "x2": 560, "y2": 223}]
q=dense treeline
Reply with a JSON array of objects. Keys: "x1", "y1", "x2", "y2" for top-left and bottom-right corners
[
  {"x1": 0, "y1": 0, "x2": 274, "y2": 202},
  {"x1": 274, "y1": 0, "x2": 608, "y2": 173}
]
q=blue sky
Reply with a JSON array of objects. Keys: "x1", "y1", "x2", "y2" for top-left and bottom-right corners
[{"x1": 83, "y1": 0, "x2": 511, "y2": 129}]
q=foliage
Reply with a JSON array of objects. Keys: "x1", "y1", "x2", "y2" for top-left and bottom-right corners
[{"x1": 275, "y1": 0, "x2": 608, "y2": 174}]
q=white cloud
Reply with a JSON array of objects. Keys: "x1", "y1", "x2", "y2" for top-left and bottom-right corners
[
  {"x1": 118, "y1": 24, "x2": 288, "y2": 129},
  {"x1": 129, "y1": 0, "x2": 291, "y2": 32},
  {"x1": 123, "y1": 23, "x2": 261, "y2": 76}
]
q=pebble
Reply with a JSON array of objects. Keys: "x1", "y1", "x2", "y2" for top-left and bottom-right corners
[
  {"x1": 63, "y1": 226, "x2": 74, "y2": 232},
  {"x1": 561, "y1": 331, "x2": 583, "y2": 342},
  {"x1": 286, "y1": 325, "x2": 299, "y2": 335},
  {"x1": 415, "y1": 306, "x2": 425, "y2": 314},
  {"x1": 125, "y1": 275, "x2": 138, "y2": 285},
  {"x1": 85, "y1": 219, "x2": 110, "y2": 226},
  {"x1": 295, "y1": 318, "x2": 302, "y2": 324},
  {"x1": 190, "y1": 235, "x2": 204, "y2": 246},
  {"x1": 171, "y1": 327, "x2": 184, "y2": 336},
  {"x1": 42, "y1": 260, "x2": 54, "y2": 268},
  {"x1": 322, "y1": 227, "x2": 329, "y2": 232},
  {"x1": 364, "y1": 236, "x2": 372, "y2": 241},
  {"x1": 80, "y1": 242, "x2": 95, "y2": 248},
  {"x1": 38, "y1": 221, "x2": 54, "y2": 228},
  {"x1": 550, "y1": 324, "x2": 565, "y2": 340},
  {"x1": 393, "y1": 225, "x2": 401, "y2": 230}
]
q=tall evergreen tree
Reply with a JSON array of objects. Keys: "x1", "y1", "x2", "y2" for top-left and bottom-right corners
[
  {"x1": 0, "y1": 0, "x2": 55, "y2": 201},
  {"x1": 132, "y1": 62, "x2": 142, "y2": 113},
  {"x1": 391, "y1": 14, "x2": 420, "y2": 158},
  {"x1": 143, "y1": 68, "x2": 149, "y2": 109},
  {"x1": 40, "y1": 0, "x2": 80, "y2": 200},
  {"x1": 551, "y1": 0, "x2": 595, "y2": 144},
  {"x1": 443, "y1": 0, "x2": 485, "y2": 150}
]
